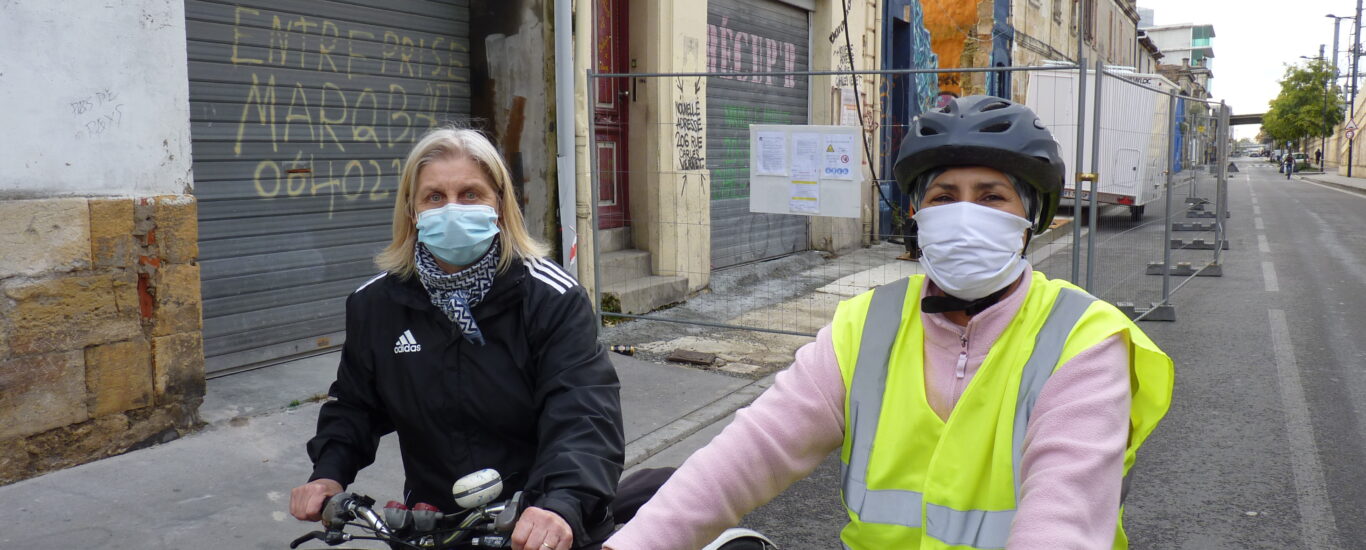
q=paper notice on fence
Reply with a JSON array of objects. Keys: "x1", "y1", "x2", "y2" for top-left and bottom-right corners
[
  {"x1": 789, "y1": 181, "x2": 819, "y2": 214},
  {"x1": 791, "y1": 133, "x2": 820, "y2": 180},
  {"x1": 755, "y1": 131, "x2": 788, "y2": 176},
  {"x1": 822, "y1": 134, "x2": 855, "y2": 180}
]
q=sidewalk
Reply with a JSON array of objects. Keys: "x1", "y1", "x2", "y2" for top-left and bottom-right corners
[
  {"x1": 1296, "y1": 171, "x2": 1366, "y2": 194},
  {"x1": 0, "y1": 351, "x2": 769, "y2": 550}
]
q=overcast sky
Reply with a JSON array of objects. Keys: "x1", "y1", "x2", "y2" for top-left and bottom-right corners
[{"x1": 1138, "y1": 0, "x2": 1349, "y2": 139}]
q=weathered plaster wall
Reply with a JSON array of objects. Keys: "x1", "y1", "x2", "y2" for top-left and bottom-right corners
[
  {"x1": 1010, "y1": 0, "x2": 1078, "y2": 102},
  {"x1": 0, "y1": 0, "x2": 192, "y2": 198},
  {"x1": 484, "y1": 1, "x2": 555, "y2": 248}
]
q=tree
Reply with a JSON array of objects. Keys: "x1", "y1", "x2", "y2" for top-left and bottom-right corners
[{"x1": 1262, "y1": 59, "x2": 1345, "y2": 147}]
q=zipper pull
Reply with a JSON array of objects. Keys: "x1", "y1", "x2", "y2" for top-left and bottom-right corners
[{"x1": 955, "y1": 334, "x2": 969, "y2": 379}]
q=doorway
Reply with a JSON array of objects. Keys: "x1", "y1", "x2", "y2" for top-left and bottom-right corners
[{"x1": 594, "y1": 0, "x2": 629, "y2": 229}]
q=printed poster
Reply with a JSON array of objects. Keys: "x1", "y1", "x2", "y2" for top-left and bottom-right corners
[
  {"x1": 790, "y1": 133, "x2": 819, "y2": 180},
  {"x1": 840, "y1": 87, "x2": 860, "y2": 126},
  {"x1": 822, "y1": 134, "x2": 855, "y2": 180},
  {"x1": 755, "y1": 131, "x2": 788, "y2": 176},
  {"x1": 789, "y1": 181, "x2": 819, "y2": 214}
]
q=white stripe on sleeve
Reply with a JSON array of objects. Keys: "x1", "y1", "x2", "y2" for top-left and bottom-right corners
[
  {"x1": 530, "y1": 258, "x2": 577, "y2": 288},
  {"x1": 355, "y1": 271, "x2": 388, "y2": 293},
  {"x1": 528, "y1": 268, "x2": 568, "y2": 294}
]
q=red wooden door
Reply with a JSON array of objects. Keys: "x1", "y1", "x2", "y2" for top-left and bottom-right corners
[{"x1": 594, "y1": 0, "x2": 629, "y2": 229}]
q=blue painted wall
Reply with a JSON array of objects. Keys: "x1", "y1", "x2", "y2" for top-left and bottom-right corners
[
  {"x1": 879, "y1": 0, "x2": 939, "y2": 238},
  {"x1": 985, "y1": 0, "x2": 1013, "y2": 98}
]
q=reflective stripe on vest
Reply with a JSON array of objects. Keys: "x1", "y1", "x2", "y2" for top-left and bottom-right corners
[{"x1": 841, "y1": 280, "x2": 1095, "y2": 549}]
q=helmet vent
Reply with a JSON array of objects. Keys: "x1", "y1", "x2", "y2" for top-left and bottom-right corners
[
  {"x1": 979, "y1": 121, "x2": 1012, "y2": 133},
  {"x1": 980, "y1": 101, "x2": 1011, "y2": 112},
  {"x1": 919, "y1": 126, "x2": 941, "y2": 136}
]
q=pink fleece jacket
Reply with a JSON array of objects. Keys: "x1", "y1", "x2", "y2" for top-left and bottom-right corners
[{"x1": 606, "y1": 268, "x2": 1132, "y2": 550}]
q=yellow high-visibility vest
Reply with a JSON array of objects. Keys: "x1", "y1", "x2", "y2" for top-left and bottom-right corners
[{"x1": 830, "y1": 273, "x2": 1174, "y2": 549}]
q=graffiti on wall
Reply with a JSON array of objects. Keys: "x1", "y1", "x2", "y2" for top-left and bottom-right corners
[
  {"x1": 921, "y1": 0, "x2": 978, "y2": 97},
  {"x1": 707, "y1": 16, "x2": 798, "y2": 88},
  {"x1": 828, "y1": 0, "x2": 855, "y2": 44},
  {"x1": 71, "y1": 88, "x2": 125, "y2": 140},
  {"x1": 675, "y1": 78, "x2": 706, "y2": 171},
  {"x1": 227, "y1": 6, "x2": 467, "y2": 217},
  {"x1": 834, "y1": 44, "x2": 857, "y2": 87},
  {"x1": 710, "y1": 105, "x2": 792, "y2": 200}
]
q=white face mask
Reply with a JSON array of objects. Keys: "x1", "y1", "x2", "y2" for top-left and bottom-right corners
[{"x1": 912, "y1": 201, "x2": 1032, "y2": 300}]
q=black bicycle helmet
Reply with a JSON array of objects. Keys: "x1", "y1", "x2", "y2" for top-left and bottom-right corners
[{"x1": 893, "y1": 95, "x2": 1065, "y2": 234}]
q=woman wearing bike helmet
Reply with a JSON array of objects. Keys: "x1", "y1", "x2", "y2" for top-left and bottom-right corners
[
  {"x1": 289, "y1": 127, "x2": 623, "y2": 550},
  {"x1": 605, "y1": 96, "x2": 1173, "y2": 550}
]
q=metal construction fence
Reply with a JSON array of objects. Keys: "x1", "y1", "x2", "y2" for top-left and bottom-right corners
[{"x1": 586, "y1": 63, "x2": 1231, "y2": 336}]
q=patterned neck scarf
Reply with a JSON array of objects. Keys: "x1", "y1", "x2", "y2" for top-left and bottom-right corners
[{"x1": 414, "y1": 237, "x2": 501, "y2": 346}]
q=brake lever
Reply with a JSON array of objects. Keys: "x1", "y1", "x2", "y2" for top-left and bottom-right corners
[
  {"x1": 493, "y1": 491, "x2": 525, "y2": 533},
  {"x1": 289, "y1": 531, "x2": 324, "y2": 549}
]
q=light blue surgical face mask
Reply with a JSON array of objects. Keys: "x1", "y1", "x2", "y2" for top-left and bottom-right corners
[{"x1": 416, "y1": 203, "x2": 500, "y2": 266}]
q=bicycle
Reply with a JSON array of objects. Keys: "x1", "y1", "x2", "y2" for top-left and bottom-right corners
[
  {"x1": 290, "y1": 468, "x2": 524, "y2": 549},
  {"x1": 289, "y1": 467, "x2": 778, "y2": 549}
]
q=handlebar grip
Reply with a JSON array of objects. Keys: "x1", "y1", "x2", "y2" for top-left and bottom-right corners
[
  {"x1": 289, "y1": 531, "x2": 323, "y2": 549},
  {"x1": 321, "y1": 491, "x2": 354, "y2": 528}
]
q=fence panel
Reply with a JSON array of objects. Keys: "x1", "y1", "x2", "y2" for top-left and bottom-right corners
[
  {"x1": 1155, "y1": 96, "x2": 1230, "y2": 306},
  {"x1": 586, "y1": 64, "x2": 1226, "y2": 338}
]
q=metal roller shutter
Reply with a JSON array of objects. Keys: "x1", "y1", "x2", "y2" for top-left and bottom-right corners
[
  {"x1": 707, "y1": 0, "x2": 810, "y2": 269},
  {"x1": 186, "y1": 0, "x2": 471, "y2": 373}
]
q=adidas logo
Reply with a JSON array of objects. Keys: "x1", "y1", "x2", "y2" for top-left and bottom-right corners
[{"x1": 393, "y1": 330, "x2": 422, "y2": 354}]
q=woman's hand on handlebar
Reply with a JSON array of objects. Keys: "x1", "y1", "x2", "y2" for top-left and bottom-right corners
[
  {"x1": 290, "y1": 478, "x2": 344, "y2": 521},
  {"x1": 510, "y1": 506, "x2": 572, "y2": 550}
]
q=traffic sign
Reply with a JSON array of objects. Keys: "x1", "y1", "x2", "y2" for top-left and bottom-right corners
[
  {"x1": 1347, "y1": 120, "x2": 1359, "y2": 131},
  {"x1": 1349, "y1": 128, "x2": 1358, "y2": 141}
]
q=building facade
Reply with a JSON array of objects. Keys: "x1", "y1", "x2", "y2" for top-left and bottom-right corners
[
  {"x1": 1143, "y1": 22, "x2": 1215, "y2": 99},
  {"x1": 2, "y1": 0, "x2": 886, "y2": 480},
  {"x1": 575, "y1": 0, "x2": 883, "y2": 313},
  {"x1": 1, "y1": 0, "x2": 566, "y2": 482}
]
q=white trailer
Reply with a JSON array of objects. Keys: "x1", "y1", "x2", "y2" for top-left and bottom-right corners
[{"x1": 1025, "y1": 69, "x2": 1179, "y2": 221}]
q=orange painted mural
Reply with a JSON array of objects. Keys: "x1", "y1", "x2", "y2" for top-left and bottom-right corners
[{"x1": 921, "y1": 0, "x2": 986, "y2": 97}]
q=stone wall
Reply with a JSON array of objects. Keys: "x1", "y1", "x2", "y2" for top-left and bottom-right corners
[{"x1": 0, "y1": 195, "x2": 203, "y2": 484}]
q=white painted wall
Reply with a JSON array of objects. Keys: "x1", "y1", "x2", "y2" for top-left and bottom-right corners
[
  {"x1": 0, "y1": 0, "x2": 193, "y2": 197},
  {"x1": 1145, "y1": 26, "x2": 1194, "y2": 56}
]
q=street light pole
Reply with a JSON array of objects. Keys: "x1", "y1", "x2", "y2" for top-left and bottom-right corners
[
  {"x1": 1329, "y1": 14, "x2": 1350, "y2": 111},
  {"x1": 1322, "y1": 45, "x2": 1329, "y2": 168},
  {"x1": 1351, "y1": 0, "x2": 1363, "y2": 176}
]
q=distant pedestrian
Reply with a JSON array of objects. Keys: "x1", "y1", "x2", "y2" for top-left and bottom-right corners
[
  {"x1": 1315, "y1": 149, "x2": 1323, "y2": 166},
  {"x1": 1285, "y1": 154, "x2": 1294, "y2": 179}
]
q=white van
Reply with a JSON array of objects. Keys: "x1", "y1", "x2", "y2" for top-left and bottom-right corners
[{"x1": 1024, "y1": 69, "x2": 1179, "y2": 221}]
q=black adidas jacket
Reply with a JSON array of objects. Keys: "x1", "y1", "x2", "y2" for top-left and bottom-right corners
[{"x1": 306, "y1": 257, "x2": 623, "y2": 548}]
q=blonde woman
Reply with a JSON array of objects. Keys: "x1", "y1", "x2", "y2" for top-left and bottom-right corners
[{"x1": 290, "y1": 128, "x2": 623, "y2": 550}]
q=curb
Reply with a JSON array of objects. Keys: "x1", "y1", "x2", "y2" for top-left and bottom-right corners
[
  {"x1": 1298, "y1": 176, "x2": 1366, "y2": 197},
  {"x1": 1027, "y1": 218, "x2": 1072, "y2": 254},
  {"x1": 622, "y1": 373, "x2": 776, "y2": 468}
]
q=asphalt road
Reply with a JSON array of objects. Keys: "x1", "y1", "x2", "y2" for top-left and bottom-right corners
[{"x1": 681, "y1": 158, "x2": 1366, "y2": 548}]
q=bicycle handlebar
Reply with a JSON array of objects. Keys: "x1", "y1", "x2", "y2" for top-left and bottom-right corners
[{"x1": 292, "y1": 490, "x2": 524, "y2": 549}]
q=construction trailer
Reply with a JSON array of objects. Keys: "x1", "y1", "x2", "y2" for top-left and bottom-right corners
[{"x1": 1025, "y1": 69, "x2": 1180, "y2": 221}]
